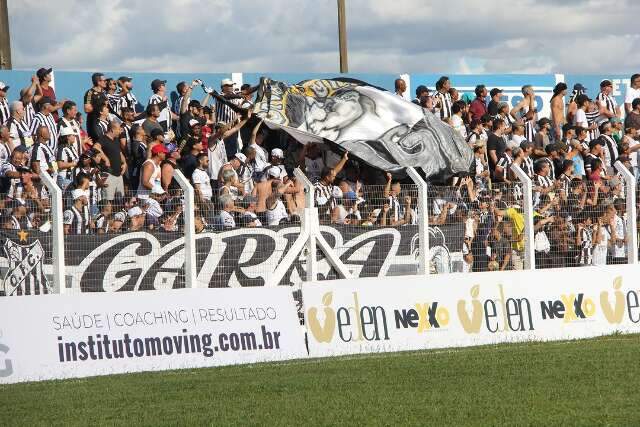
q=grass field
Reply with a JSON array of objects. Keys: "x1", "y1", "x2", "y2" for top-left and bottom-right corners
[{"x1": 1, "y1": 334, "x2": 639, "y2": 426}]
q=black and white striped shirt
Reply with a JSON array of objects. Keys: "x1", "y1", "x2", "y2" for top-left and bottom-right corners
[
  {"x1": 0, "y1": 162, "x2": 24, "y2": 200},
  {"x1": 314, "y1": 182, "x2": 335, "y2": 215},
  {"x1": 585, "y1": 110, "x2": 600, "y2": 141},
  {"x1": 96, "y1": 119, "x2": 109, "y2": 139},
  {"x1": 536, "y1": 174, "x2": 554, "y2": 189},
  {"x1": 541, "y1": 157, "x2": 556, "y2": 180},
  {"x1": 106, "y1": 93, "x2": 120, "y2": 114},
  {"x1": 0, "y1": 98, "x2": 9, "y2": 126},
  {"x1": 63, "y1": 205, "x2": 89, "y2": 235},
  {"x1": 29, "y1": 112, "x2": 58, "y2": 152},
  {"x1": 30, "y1": 141, "x2": 58, "y2": 177},
  {"x1": 117, "y1": 92, "x2": 138, "y2": 116},
  {"x1": 58, "y1": 117, "x2": 83, "y2": 155},
  {"x1": 584, "y1": 153, "x2": 599, "y2": 176},
  {"x1": 600, "y1": 134, "x2": 618, "y2": 168},
  {"x1": 6, "y1": 117, "x2": 32, "y2": 147},
  {"x1": 0, "y1": 142, "x2": 10, "y2": 165},
  {"x1": 57, "y1": 145, "x2": 79, "y2": 181},
  {"x1": 23, "y1": 101, "x2": 36, "y2": 127},
  {"x1": 215, "y1": 96, "x2": 243, "y2": 125},
  {"x1": 496, "y1": 152, "x2": 513, "y2": 181},
  {"x1": 435, "y1": 91, "x2": 452, "y2": 120},
  {"x1": 522, "y1": 156, "x2": 534, "y2": 179},
  {"x1": 596, "y1": 92, "x2": 617, "y2": 116},
  {"x1": 559, "y1": 173, "x2": 572, "y2": 197},
  {"x1": 579, "y1": 227, "x2": 593, "y2": 265}
]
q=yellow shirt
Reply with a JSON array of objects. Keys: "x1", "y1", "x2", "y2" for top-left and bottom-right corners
[{"x1": 505, "y1": 207, "x2": 525, "y2": 252}]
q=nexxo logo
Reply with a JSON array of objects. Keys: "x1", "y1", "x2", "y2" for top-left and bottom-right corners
[
  {"x1": 306, "y1": 292, "x2": 390, "y2": 343},
  {"x1": 540, "y1": 292, "x2": 596, "y2": 322},
  {"x1": 394, "y1": 302, "x2": 450, "y2": 332}
]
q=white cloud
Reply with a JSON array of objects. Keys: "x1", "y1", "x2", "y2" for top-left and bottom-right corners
[{"x1": 6, "y1": 0, "x2": 640, "y2": 74}]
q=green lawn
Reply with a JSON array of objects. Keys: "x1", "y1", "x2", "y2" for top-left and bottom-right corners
[{"x1": 1, "y1": 334, "x2": 639, "y2": 426}]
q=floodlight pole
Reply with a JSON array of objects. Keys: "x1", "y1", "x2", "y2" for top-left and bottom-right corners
[
  {"x1": 0, "y1": 0, "x2": 11, "y2": 69},
  {"x1": 337, "y1": 0, "x2": 348, "y2": 73}
]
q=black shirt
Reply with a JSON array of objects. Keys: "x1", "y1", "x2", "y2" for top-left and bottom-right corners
[
  {"x1": 488, "y1": 100, "x2": 500, "y2": 116},
  {"x1": 487, "y1": 132, "x2": 507, "y2": 171},
  {"x1": 84, "y1": 88, "x2": 107, "y2": 120},
  {"x1": 180, "y1": 153, "x2": 198, "y2": 180},
  {"x1": 97, "y1": 135, "x2": 122, "y2": 176}
]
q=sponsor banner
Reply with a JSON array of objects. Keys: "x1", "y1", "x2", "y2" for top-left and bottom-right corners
[
  {"x1": 303, "y1": 264, "x2": 640, "y2": 357},
  {"x1": 0, "y1": 287, "x2": 306, "y2": 384},
  {"x1": 0, "y1": 225, "x2": 463, "y2": 294}
]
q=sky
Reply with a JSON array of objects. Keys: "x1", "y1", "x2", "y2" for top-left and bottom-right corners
[{"x1": 7, "y1": 0, "x2": 640, "y2": 74}]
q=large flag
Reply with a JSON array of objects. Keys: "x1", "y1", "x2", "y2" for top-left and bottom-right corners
[{"x1": 253, "y1": 77, "x2": 473, "y2": 178}]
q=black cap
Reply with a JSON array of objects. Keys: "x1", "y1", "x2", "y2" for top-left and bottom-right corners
[
  {"x1": 118, "y1": 76, "x2": 132, "y2": 83},
  {"x1": 188, "y1": 99, "x2": 201, "y2": 108},
  {"x1": 589, "y1": 139, "x2": 605, "y2": 150},
  {"x1": 36, "y1": 67, "x2": 52, "y2": 79},
  {"x1": 600, "y1": 79, "x2": 613, "y2": 88},
  {"x1": 38, "y1": 96, "x2": 53, "y2": 106},
  {"x1": 415, "y1": 85, "x2": 429, "y2": 97},
  {"x1": 150, "y1": 128, "x2": 164, "y2": 139},
  {"x1": 151, "y1": 79, "x2": 167, "y2": 91},
  {"x1": 538, "y1": 117, "x2": 552, "y2": 127},
  {"x1": 490, "y1": 88, "x2": 502, "y2": 97},
  {"x1": 573, "y1": 83, "x2": 586, "y2": 92}
]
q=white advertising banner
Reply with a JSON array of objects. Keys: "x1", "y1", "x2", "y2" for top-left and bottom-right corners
[
  {"x1": 0, "y1": 287, "x2": 306, "y2": 384},
  {"x1": 303, "y1": 265, "x2": 640, "y2": 357}
]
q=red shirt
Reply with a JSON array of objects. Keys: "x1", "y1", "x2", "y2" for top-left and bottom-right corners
[
  {"x1": 469, "y1": 98, "x2": 488, "y2": 122},
  {"x1": 41, "y1": 85, "x2": 59, "y2": 121}
]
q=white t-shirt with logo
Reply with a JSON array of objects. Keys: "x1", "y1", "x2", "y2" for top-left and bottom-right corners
[{"x1": 625, "y1": 87, "x2": 640, "y2": 106}]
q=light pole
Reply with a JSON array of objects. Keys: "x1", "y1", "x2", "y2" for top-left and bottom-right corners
[
  {"x1": 337, "y1": 0, "x2": 348, "y2": 73},
  {"x1": 0, "y1": 0, "x2": 10, "y2": 69}
]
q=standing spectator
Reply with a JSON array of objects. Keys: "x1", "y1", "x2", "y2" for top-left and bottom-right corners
[
  {"x1": 116, "y1": 76, "x2": 138, "y2": 116},
  {"x1": 160, "y1": 144, "x2": 180, "y2": 191},
  {"x1": 0, "y1": 81, "x2": 10, "y2": 126},
  {"x1": 598, "y1": 122, "x2": 618, "y2": 172},
  {"x1": 93, "y1": 121, "x2": 126, "y2": 201},
  {"x1": 148, "y1": 79, "x2": 177, "y2": 139},
  {"x1": 550, "y1": 82, "x2": 567, "y2": 141},
  {"x1": 412, "y1": 85, "x2": 429, "y2": 106},
  {"x1": 142, "y1": 104, "x2": 163, "y2": 138},
  {"x1": 534, "y1": 118, "x2": 552, "y2": 151},
  {"x1": 566, "y1": 83, "x2": 587, "y2": 125},
  {"x1": 450, "y1": 101, "x2": 467, "y2": 139},
  {"x1": 208, "y1": 119, "x2": 249, "y2": 186},
  {"x1": 496, "y1": 102, "x2": 514, "y2": 134},
  {"x1": 215, "y1": 79, "x2": 245, "y2": 159},
  {"x1": 104, "y1": 78, "x2": 119, "y2": 115},
  {"x1": 469, "y1": 85, "x2": 488, "y2": 121},
  {"x1": 487, "y1": 120, "x2": 507, "y2": 174},
  {"x1": 30, "y1": 98, "x2": 58, "y2": 152},
  {"x1": 58, "y1": 101, "x2": 85, "y2": 155},
  {"x1": 394, "y1": 78, "x2": 407, "y2": 98},
  {"x1": 596, "y1": 79, "x2": 620, "y2": 119},
  {"x1": 0, "y1": 147, "x2": 27, "y2": 201},
  {"x1": 0, "y1": 125, "x2": 12, "y2": 165},
  {"x1": 138, "y1": 144, "x2": 166, "y2": 201},
  {"x1": 434, "y1": 76, "x2": 452, "y2": 120},
  {"x1": 95, "y1": 102, "x2": 110, "y2": 138},
  {"x1": 29, "y1": 126, "x2": 58, "y2": 181},
  {"x1": 179, "y1": 127, "x2": 204, "y2": 180},
  {"x1": 56, "y1": 127, "x2": 79, "y2": 191},
  {"x1": 511, "y1": 85, "x2": 537, "y2": 142},
  {"x1": 488, "y1": 88, "x2": 502, "y2": 116},
  {"x1": 19, "y1": 76, "x2": 42, "y2": 127},
  {"x1": 36, "y1": 67, "x2": 65, "y2": 122},
  {"x1": 129, "y1": 124, "x2": 147, "y2": 191},
  {"x1": 192, "y1": 153, "x2": 214, "y2": 220},
  {"x1": 624, "y1": 73, "x2": 640, "y2": 114},
  {"x1": 84, "y1": 73, "x2": 107, "y2": 142},
  {"x1": 63, "y1": 189, "x2": 90, "y2": 235},
  {"x1": 217, "y1": 194, "x2": 236, "y2": 228},
  {"x1": 573, "y1": 94, "x2": 595, "y2": 142},
  {"x1": 624, "y1": 98, "x2": 640, "y2": 131},
  {"x1": 611, "y1": 199, "x2": 627, "y2": 264},
  {"x1": 6, "y1": 101, "x2": 33, "y2": 148}
]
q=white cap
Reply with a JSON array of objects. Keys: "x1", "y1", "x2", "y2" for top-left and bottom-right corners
[
  {"x1": 151, "y1": 185, "x2": 165, "y2": 195},
  {"x1": 128, "y1": 206, "x2": 144, "y2": 217},
  {"x1": 267, "y1": 166, "x2": 281, "y2": 178},
  {"x1": 71, "y1": 189, "x2": 85, "y2": 200},
  {"x1": 234, "y1": 152, "x2": 247, "y2": 163},
  {"x1": 60, "y1": 127, "x2": 75, "y2": 137},
  {"x1": 189, "y1": 119, "x2": 200, "y2": 128},
  {"x1": 0, "y1": 82, "x2": 9, "y2": 91},
  {"x1": 332, "y1": 187, "x2": 343, "y2": 199},
  {"x1": 271, "y1": 148, "x2": 284, "y2": 159},
  {"x1": 221, "y1": 78, "x2": 235, "y2": 87}
]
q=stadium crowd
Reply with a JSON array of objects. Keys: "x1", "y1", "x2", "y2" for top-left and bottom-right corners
[{"x1": 0, "y1": 68, "x2": 639, "y2": 271}]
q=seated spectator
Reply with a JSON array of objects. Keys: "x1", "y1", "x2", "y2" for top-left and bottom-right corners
[
  {"x1": 127, "y1": 205, "x2": 146, "y2": 231},
  {"x1": 94, "y1": 199, "x2": 113, "y2": 234},
  {"x1": 218, "y1": 194, "x2": 236, "y2": 228}
]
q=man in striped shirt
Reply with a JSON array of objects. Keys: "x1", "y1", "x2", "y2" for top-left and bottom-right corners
[
  {"x1": 58, "y1": 101, "x2": 84, "y2": 155},
  {"x1": 19, "y1": 76, "x2": 42, "y2": 128},
  {"x1": 0, "y1": 81, "x2": 10, "y2": 126},
  {"x1": 148, "y1": 79, "x2": 178, "y2": 139},
  {"x1": 216, "y1": 78, "x2": 245, "y2": 159},
  {"x1": 434, "y1": 76, "x2": 452, "y2": 120},
  {"x1": 63, "y1": 189, "x2": 90, "y2": 235},
  {"x1": 29, "y1": 98, "x2": 58, "y2": 152},
  {"x1": 510, "y1": 85, "x2": 537, "y2": 142},
  {"x1": 596, "y1": 80, "x2": 620, "y2": 120},
  {"x1": 115, "y1": 76, "x2": 139, "y2": 118},
  {"x1": 84, "y1": 72, "x2": 108, "y2": 142},
  {"x1": 6, "y1": 101, "x2": 33, "y2": 148}
]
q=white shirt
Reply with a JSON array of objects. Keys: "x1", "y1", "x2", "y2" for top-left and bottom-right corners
[
  {"x1": 208, "y1": 138, "x2": 227, "y2": 180},
  {"x1": 593, "y1": 226, "x2": 610, "y2": 266},
  {"x1": 192, "y1": 168, "x2": 213, "y2": 200},
  {"x1": 305, "y1": 156, "x2": 324, "y2": 183},
  {"x1": 266, "y1": 199, "x2": 289, "y2": 226},
  {"x1": 145, "y1": 198, "x2": 163, "y2": 218},
  {"x1": 219, "y1": 210, "x2": 235, "y2": 228},
  {"x1": 625, "y1": 86, "x2": 640, "y2": 106},
  {"x1": 250, "y1": 143, "x2": 268, "y2": 171},
  {"x1": 451, "y1": 115, "x2": 467, "y2": 138},
  {"x1": 613, "y1": 215, "x2": 626, "y2": 258}
]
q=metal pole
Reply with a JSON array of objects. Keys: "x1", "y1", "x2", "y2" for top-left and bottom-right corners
[
  {"x1": 406, "y1": 167, "x2": 429, "y2": 275},
  {"x1": 614, "y1": 160, "x2": 638, "y2": 264},
  {"x1": 337, "y1": 0, "x2": 348, "y2": 73},
  {"x1": 510, "y1": 163, "x2": 535, "y2": 270},
  {"x1": 0, "y1": 0, "x2": 11, "y2": 70},
  {"x1": 39, "y1": 170, "x2": 65, "y2": 293},
  {"x1": 172, "y1": 169, "x2": 198, "y2": 288}
]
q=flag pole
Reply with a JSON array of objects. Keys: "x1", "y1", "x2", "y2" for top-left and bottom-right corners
[{"x1": 337, "y1": 0, "x2": 348, "y2": 73}]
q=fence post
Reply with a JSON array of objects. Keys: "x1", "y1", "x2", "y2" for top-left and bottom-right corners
[
  {"x1": 39, "y1": 170, "x2": 65, "y2": 294},
  {"x1": 406, "y1": 167, "x2": 429, "y2": 275},
  {"x1": 615, "y1": 160, "x2": 638, "y2": 264},
  {"x1": 296, "y1": 168, "x2": 319, "y2": 282},
  {"x1": 510, "y1": 164, "x2": 535, "y2": 270},
  {"x1": 173, "y1": 169, "x2": 197, "y2": 288}
]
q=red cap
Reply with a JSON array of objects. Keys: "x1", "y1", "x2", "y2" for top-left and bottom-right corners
[{"x1": 151, "y1": 144, "x2": 169, "y2": 155}]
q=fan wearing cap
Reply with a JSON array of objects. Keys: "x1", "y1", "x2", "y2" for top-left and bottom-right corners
[
  {"x1": 138, "y1": 143, "x2": 166, "y2": 200},
  {"x1": 127, "y1": 205, "x2": 147, "y2": 232},
  {"x1": 596, "y1": 80, "x2": 620, "y2": 120},
  {"x1": 267, "y1": 148, "x2": 287, "y2": 179},
  {"x1": 178, "y1": 122, "x2": 205, "y2": 179},
  {"x1": 144, "y1": 184, "x2": 166, "y2": 221},
  {"x1": 63, "y1": 189, "x2": 90, "y2": 235},
  {"x1": 215, "y1": 78, "x2": 246, "y2": 159},
  {"x1": 148, "y1": 79, "x2": 178, "y2": 138},
  {"x1": 115, "y1": 76, "x2": 138, "y2": 118},
  {"x1": 56, "y1": 126, "x2": 80, "y2": 190},
  {"x1": 36, "y1": 67, "x2": 66, "y2": 122},
  {"x1": 160, "y1": 142, "x2": 181, "y2": 190},
  {"x1": 84, "y1": 73, "x2": 108, "y2": 141}
]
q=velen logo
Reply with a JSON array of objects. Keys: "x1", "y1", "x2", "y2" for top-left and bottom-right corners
[
  {"x1": 307, "y1": 292, "x2": 336, "y2": 343},
  {"x1": 600, "y1": 276, "x2": 625, "y2": 324},
  {"x1": 458, "y1": 285, "x2": 483, "y2": 333}
]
